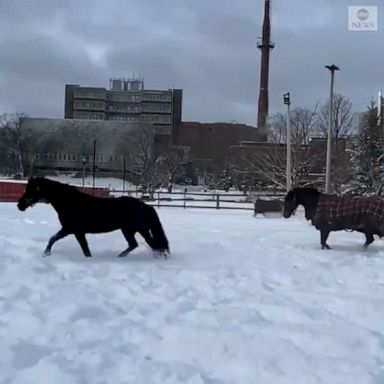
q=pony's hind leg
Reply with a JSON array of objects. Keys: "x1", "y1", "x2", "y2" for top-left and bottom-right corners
[
  {"x1": 363, "y1": 232, "x2": 374, "y2": 248},
  {"x1": 362, "y1": 216, "x2": 376, "y2": 248},
  {"x1": 139, "y1": 229, "x2": 156, "y2": 249},
  {"x1": 118, "y1": 228, "x2": 138, "y2": 257},
  {"x1": 43, "y1": 228, "x2": 69, "y2": 256},
  {"x1": 320, "y1": 228, "x2": 331, "y2": 249},
  {"x1": 74, "y1": 233, "x2": 92, "y2": 257}
]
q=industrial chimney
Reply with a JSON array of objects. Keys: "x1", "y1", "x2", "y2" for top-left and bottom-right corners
[{"x1": 257, "y1": 0, "x2": 274, "y2": 135}]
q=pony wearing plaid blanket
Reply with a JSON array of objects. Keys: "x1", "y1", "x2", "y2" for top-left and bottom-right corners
[{"x1": 283, "y1": 187, "x2": 384, "y2": 249}]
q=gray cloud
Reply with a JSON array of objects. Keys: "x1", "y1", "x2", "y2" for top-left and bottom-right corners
[{"x1": 0, "y1": 0, "x2": 382, "y2": 125}]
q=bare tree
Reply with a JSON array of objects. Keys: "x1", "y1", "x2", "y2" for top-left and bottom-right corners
[
  {"x1": 290, "y1": 106, "x2": 319, "y2": 145},
  {"x1": 266, "y1": 112, "x2": 286, "y2": 143},
  {"x1": 155, "y1": 146, "x2": 188, "y2": 191},
  {"x1": 0, "y1": 113, "x2": 32, "y2": 177},
  {"x1": 247, "y1": 107, "x2": 321, "y2": 189},
  {"x1": 317, "y1": 94, "x2": 357, "y2": 141}
]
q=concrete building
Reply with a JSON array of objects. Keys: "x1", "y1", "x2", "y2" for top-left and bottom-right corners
[{"x1": 64, "y1": 78, "x2": 183, "y2": 142}]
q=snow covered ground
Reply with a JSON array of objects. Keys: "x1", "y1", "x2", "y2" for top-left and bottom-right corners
[{"x1": 1, "y1": 203, "x2": 384, "y2": 383}]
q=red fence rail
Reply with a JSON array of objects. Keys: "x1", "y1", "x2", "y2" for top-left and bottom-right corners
[{"x1": 0, "y1": 180, "x2": 109, "y2": 202}]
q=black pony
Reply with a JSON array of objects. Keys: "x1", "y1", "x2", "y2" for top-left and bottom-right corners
[
  {"x1": 17, "y1": 178, "x2": 169, "y2": 258},
  {"x1": 283, "y1": 187, "x2": 384, "y2": 249}
]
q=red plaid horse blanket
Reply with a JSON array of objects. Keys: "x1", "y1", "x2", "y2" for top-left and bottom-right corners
[{"x1": 312, "y1": 194, "x2": 384, "y2": 230}]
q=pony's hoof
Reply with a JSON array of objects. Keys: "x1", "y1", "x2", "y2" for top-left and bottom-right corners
[
  {"x1": 84, "y1": 253, "x2": 92, "y2": 257},
  {"x1": 42, "y1": 251, "x2": 51, "y2": 257},
  {"x1": 321, "y1": 244, "x2": 331, "y2": 250},
  {"x1": 153, "y1": 250, "x2": 170, "y2": 259}
]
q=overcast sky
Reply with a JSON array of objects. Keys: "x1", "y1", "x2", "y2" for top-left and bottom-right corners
[{"x1": 0, "y1": 0, "x2": 382, "y2": 126}]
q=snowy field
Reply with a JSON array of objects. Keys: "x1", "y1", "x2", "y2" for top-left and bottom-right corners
[{"x1": 1, "y1": 203, "x2": 384, "y2": 384}]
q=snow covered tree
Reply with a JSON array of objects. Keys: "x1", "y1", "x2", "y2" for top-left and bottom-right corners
[{"x1": 346, "y1": 103, "x2": 384, "y2": 196}]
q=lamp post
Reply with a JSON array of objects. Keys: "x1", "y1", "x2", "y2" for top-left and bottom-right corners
[
  {"x1": 283, "y1": 92, "x2": 292, "y2": 191},
  {"x1": 378, "y1": 90, "x2": 383, "y2": 127},
  {"x1": 92, "y1": 140, "x2": 96, "y2": 190},
  {"x1": 82, "y1": 156, "x2": 87, "y2": 187},
  {"x1": 122, "y1": 156, "x2": 126, "y2": 195},
  {"x1": 325, "y1": 64, "x2": 340, "y2": 193}
]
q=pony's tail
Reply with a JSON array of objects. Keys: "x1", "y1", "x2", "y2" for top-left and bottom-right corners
[{"x1": 149, "y1": 207, "x2": 170, "y2": 253}]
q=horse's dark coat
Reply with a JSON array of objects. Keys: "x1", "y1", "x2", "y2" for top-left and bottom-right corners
[
  {"x1": 17, "y1": 177, "x2": 169, "y2": 258},
  {"x1": 283, "y1": 187, "x2": 384, "y2": 249}
]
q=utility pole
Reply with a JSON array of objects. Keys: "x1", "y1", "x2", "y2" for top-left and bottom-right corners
[
  {"x1": 325, "y1": 64, "x2": 340, "y2": 193},
  {"x1": 283, "y1": 92, "x2": 291, "y2": 191}
]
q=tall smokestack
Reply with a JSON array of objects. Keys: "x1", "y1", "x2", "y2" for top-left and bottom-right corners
[{"x1": 257, "y1": 0, "x2": 274, "y2": 135}]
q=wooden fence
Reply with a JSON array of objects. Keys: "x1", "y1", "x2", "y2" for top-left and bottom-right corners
[
  {"x1": 0, "y1": 179, "x2": 284, "y2": 212},
  {"x1": 110, "y1": 189, "x2": 285, "y2": 211}
]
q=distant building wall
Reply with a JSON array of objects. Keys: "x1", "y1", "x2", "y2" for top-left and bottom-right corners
[
  {"x1": 18, "y1": 117, "x2": 168, "y2": 175},
  {"x1": 174, "y1": 122, "x2": 264, "y2": 172}
]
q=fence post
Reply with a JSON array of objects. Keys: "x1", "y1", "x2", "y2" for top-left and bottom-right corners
[
  {"x1": 157, "y1": 191, "x2": 160, "y2": 208},
  {"x1": 216, "y1": 193, "x2": 220, "y2": 209},
  {"x1": 184, "y1": 188, "x2": 187, "y2": 209}
]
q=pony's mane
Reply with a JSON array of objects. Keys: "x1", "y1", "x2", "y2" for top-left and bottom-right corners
[
  {"x1": 293, "y1": 187, "x2": 320, "y2": 195},
  {"x1": 285, "y1": 190, "x2": 295, "y2": 200},
  {"x1": 286, "y1": 187, "x2": 321, "y2": 201},
  {"x1": 34, "y1": 177, "x2": 82, "y2": 194}
]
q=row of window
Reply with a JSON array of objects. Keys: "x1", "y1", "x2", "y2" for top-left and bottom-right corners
[
  {"x1": 74, "y1": 101, "x2": 106, "y2": 110},
  {"x1": 107, "y1": 93, "x2": 141, "y2": 102},
  {"x1": 108, "y1": 116, "x2": 139, "y2": 122},
  {"x1": 107, "y1": 104, "x2": 171, "y2": 113},
  {"x1": 142, "y1": 94, "x2": 171, "y2": 102},
  {"x1": 73, "y1": 90, "x2": 172, "y2": 103},
  {"x1": 107, "y1": 104, "x2": 140, "y2": 112},
  {"x1": 141, "y1": 103, "x2": 171, "y2": 112},
  {"x1": 34, "y1": 153, "x2": 122, "y2": 163},
  {"x1": 72, "y1": 112, "x2": 105, "y2": 120},
  {"x1": 73, "y1": 91, "x2": 106, "y2": 99},
  {"x1": 141, "y1": 114, "x2": 171, "y2": 123},
  {"x1": 71, "y1": 111, "x2": 171, "y2": 123}
]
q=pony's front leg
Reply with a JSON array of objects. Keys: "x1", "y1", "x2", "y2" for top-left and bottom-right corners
[
  {"x1": 119, "y1": 229, "x2": 138, "y2": 257},
  {"x1": 320, "y1": 228, "x2": 331, "y2": 249},
  {"x1": 43, "y1": 229, "x2": 69, "y2": 256},
  {"x1": 74, "y1": 233, "x2": 92, "y2": 257}
]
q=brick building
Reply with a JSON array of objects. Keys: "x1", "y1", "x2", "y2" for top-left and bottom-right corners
[{"x1": 173, "y1": 121, "x2": 265, "y2": 173}]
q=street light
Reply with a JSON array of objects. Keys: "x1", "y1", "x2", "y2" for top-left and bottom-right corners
[
  {"x1": 283, "y1": 92, "x2": 292, "y2": 191},
  {"x1": 378, "y1": 90, "x2": 383, "y2": 127},
  {"x1": 82, "y1": 156, "x2": 87, "y2": 187},
  {"x1": 325, "y1": 64, "x2": 340, "y2": 193}
]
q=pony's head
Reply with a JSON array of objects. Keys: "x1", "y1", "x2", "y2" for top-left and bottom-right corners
[
  {"x1": 283, "y1": 187, "x2": 321, "y2": 219},
  {"x1": 17, "y1": 177, "x2": 46, "y2": 211},
  {"x1": 283, "y1": 189, "x2": 297, "y2": 218}
]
